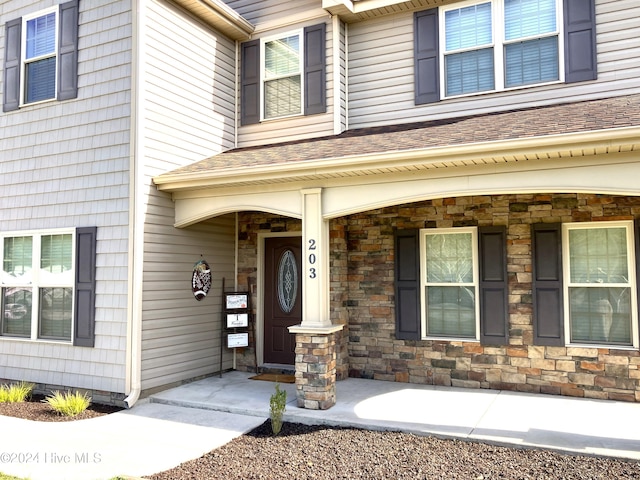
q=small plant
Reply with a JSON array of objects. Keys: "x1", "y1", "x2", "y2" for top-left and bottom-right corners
[
  {"x1": 0, "y1": 381, "x2": 34, "y2": 403},
  {"x1": 44, "y1": 390, "x2": 91, "y2": 417},
  {"x1": 269, "y1": 383, "x2": 287, "y2": 436}
]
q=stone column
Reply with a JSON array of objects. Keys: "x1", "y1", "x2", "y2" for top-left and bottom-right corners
[{"x1": 290, "y1": 327, "x2": 343, "y2": 409}]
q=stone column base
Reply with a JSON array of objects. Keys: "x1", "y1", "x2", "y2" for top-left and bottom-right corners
[{"x1": 289, "y1": 325, "x2": 344, "y2": 410}]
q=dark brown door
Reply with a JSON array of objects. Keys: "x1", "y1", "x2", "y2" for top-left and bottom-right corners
[{"x1": 264, "y1": 236, "x2": 302, "y2": 365}]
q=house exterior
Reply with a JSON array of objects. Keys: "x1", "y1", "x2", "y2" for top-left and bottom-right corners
[{"x1": 2, "y1": 0, "x2": 640, "y2": 409}]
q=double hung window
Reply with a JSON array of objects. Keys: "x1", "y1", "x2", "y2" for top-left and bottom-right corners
[
  {"x1": 3, "y1": 0, "x2": 78, "y2": 112},
  {"x1": 23, "y1": 8, "x2": 58, "y2": 104},
  {"x1": 262, "y1": 32, "x2": 303, "y2": 119},
  {"x1": 421, "y1": 228, "x2": 479, "y2": 339},
  {"x1": 240, "y1": 23, "x2": 326, "y2": 125},
  {"x1": 2, "y1": 231, "x2": 73, "y2": 341},
  {"x1": 563, "y1": 222, "x2": 637, "y2": 347},
  {"x1": 1, "y1": 227, "x2": 96, "y2": 345},
  {"x1": 441, "y1": 0, "x2": 561, "y2": 97}
]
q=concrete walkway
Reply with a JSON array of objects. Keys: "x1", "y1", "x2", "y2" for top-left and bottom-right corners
[{"x1": 2, "y1": 371, "x2": 640, "y2": 479}]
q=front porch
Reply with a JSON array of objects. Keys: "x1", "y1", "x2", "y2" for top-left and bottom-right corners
[{"x1": 145, "y1": 370, "x2": 640, "y2": 460}]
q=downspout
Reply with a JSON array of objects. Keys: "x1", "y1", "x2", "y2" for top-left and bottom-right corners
[{"x1": 124, "y1": 0, "x2": 144, "y2": 409}]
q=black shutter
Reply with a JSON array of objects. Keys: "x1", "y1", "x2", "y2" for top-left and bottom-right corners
[
  {"x1": 304, "y1": 23, "x2": 326, "y2": 115},
  {"x1": 394, "y1": 229, "x2": 421, "y2": 340},
  {"x1": 240, "y1": 39, "x2": 260, "y2": 125},
  {"x1": 58, "y1": 0, "x2": 79, "y2": 101},
  {"x1": 414, "y1": 8, "x2": 439, "y2": 105},
  {"x1": 564, "y1": 0, "x2": 597, "y2": 83},
  {"x1": 532, "y1": 223, "x2": 564, "y2": 346},
  {"x1": 74, "y1": 227, "x2": 97, "y2": 347},
  {"x1": 479, "y1": 226, "x2": 508, "y2": 345},
  {"x1": 3, "y1": 18, "x2": 22, "y2": 112}
]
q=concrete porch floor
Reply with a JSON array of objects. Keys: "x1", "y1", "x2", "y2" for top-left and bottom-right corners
[{"x1": 150, "y1": 371, "x2": 640, "y2": 461}]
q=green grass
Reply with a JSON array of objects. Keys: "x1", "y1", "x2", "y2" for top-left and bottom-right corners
[
  {"x1": 0, "y1": 382, "x2": 34, "y2": 403},
  {"x1": 44, "y1": 390, "x2": 91, "y2": 417}
]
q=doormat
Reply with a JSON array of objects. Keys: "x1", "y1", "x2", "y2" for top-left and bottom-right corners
[{"x1": 249, "y1": 373, "x2": 295, "y2": 383}]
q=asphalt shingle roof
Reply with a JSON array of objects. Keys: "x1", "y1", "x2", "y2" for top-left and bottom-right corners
[{"x1": 165, "y1": 94, "x2": 640, "y2": 177}]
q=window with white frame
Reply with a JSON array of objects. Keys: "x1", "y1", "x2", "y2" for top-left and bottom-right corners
[
  {"x1": 1, "y1": 230, "x2": 74, "y2": 341},
  {"x1": 22, "y1": 7, "x2": 59, "y2": 104},
  {"x1": 421, "y1": 228, "x2": 479, "y2": 339},
  {"x1": 563, "y1": 222, "x2": 637, "y2": 347},
  {"x1": 262, "y1": 31, "x2": 303, "y2": 119},
  {"x1": 441, "y1": 0, "x2": 560, "y2": 97}
]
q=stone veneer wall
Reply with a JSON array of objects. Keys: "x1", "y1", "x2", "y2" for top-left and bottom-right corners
[{"x1": 342, "y1": 194, "x2": 640, "y2": 402}]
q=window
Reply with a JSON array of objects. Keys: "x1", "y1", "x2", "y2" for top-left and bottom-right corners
[
  {"x1": 563, "y1": 222, "x2": 637, "y2": 347},
  {"x1": 441, "y1": 0, "x2": 560, "y2": 97},
  {"x1": 241, "y1": 23, "x2": 326, "y2": 125},
  {"x1": 414, "y1": 0, "x2": 596, "y2": 104},
  {"x1": 3, "y1": 0, "x2": 78, "y2": 112},
  {"x1": 0, "y1": 227, "x2": 96, "y2": 345},
  {"x1": 263, "y1": 32, "x2": 303, "y2": 120},
  {"x1": 395, "y1": 227, "x2": 508, "y2": 344},
  {"x1": 23, "y1": 8, "x2": 58, "y2": 104},
  {"x1": 421, "y1": 228, "x2": 479, "y2": 339}
]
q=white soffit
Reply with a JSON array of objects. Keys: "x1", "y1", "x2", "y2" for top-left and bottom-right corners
[
  {"x1": 322, "y1": 0, "x2": 437, "y2": 22},
  {"x1": 172, "y1": 0, "x2": 254, "y2": 40}
]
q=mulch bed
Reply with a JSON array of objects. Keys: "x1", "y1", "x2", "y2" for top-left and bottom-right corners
[{"x1": 0, "y1": 394, "x2": 122, "y2": 422}]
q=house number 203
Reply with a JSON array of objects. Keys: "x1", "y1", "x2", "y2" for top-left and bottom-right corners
[{"x1": 308, "y1": 239, "x2": 317, "y2": 278}]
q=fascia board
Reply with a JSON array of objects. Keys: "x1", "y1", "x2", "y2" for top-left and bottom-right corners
[{"x1": 152, "y1": 126, "x2": 640, "y2": 192}]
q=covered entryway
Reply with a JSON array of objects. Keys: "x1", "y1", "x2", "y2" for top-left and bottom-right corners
[{"x1": 263, "y1": 236, "x2": 302, "y2": 365}]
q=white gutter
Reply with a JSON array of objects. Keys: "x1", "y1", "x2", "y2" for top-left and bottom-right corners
[
  {"x1": 124, "y1": 0, "x2": 145, "y2": 409},
  {"x1": 153, "y1": 125, "x2": 640, "y2": 192}
]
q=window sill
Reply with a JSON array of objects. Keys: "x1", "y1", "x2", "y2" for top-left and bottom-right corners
[
  {"x1": 566, "y1": 342, "x2": 638, "y2": 351},
  {"x1": 0, "y1": 336, "x2": 72, "y2": 345}
]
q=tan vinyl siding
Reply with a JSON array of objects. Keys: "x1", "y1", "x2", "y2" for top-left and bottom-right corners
[
  {"x1": 0, "y1": 0, "x2": 132, "y2": 394},
  {"x1": 347, "y1": 0, "x2": 640, "y2": 129},
  {"x1": 140, "y1": 215, "x2": 236, "y2": 390},
  {"x1": 237, "y1": 17, "x2": 335, "y2": 148},
  {"x1": 139, "y1": 0, "x2": 237, "y2": 389}
]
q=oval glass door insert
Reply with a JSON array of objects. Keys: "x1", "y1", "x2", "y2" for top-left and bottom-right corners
[{"x1": 277, "y1": 249, "x2": 298, "y2": 313}]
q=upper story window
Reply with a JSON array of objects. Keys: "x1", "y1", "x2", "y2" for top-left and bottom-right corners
[
  {"x1": 241, "y1": 23, "x2": 326, "y2": 125},
  {"x1": 441, "y1": 0, "x2": 560, "y2": 97},
  {"x1": 23, "y1": 8, "x2": 58, "y2": 104},
  {"x1": 262, "y1": 32, "x2": 303, "y2": 120},
  {"x1": 414, "y1": 0, "x2": 596, "y2": 104},
  {"x1": 2, "y1": 0, "x2": 78, "y2": 113}
]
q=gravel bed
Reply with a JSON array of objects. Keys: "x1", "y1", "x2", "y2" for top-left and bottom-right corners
[{"x1": 147, "y1": 420, "x2": 640, "y2": 480}]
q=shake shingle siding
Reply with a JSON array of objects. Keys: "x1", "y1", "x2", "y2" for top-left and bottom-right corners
[{"x1": 0, "y1": 0, "x2": 132, "y2": 394}]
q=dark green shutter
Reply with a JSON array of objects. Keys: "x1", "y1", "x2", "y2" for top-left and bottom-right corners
[
  {"x1": 3, "y1": 18, "x2": 21, "y2": 112},
  {"x1": 240, "y1": 39, "x2": 260, "y2": 125},
  {"x1": 58, "y1": 0, "x2": 79, "y2": 101},
  {"x1": 532, "y1": 223, "x2": 564, "y2": 346},
  {"x1": 479, "y1": 226, "x2": 509, "y2": 345},
  {"x1": 564, "y1": 0, "x2": 597, "y2": 83},
  {"x1": 394, "y1": 229, "x2": 421, "y2": 340},
  {"x1": 414, "y1": 8, "x2": 439, "y2": 105},
  {"x1": 74, "y1": 227, "x2": 97, "y2": 347},
  {"x1": 304, "y1": 23, "x2": 326, "y2": 115}
]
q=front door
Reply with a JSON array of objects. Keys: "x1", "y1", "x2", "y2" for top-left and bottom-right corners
[{"x1": 264, "y1": 236, "x2": 302, "y2": 365}]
